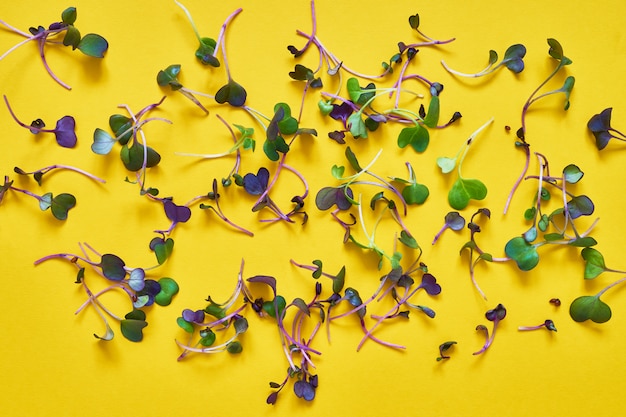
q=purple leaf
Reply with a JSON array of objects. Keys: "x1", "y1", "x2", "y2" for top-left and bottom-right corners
[
  {"x1": 329, "y1": 102, "x2": 354, "y2": 127},
  {"x1": 164, "y1": 200, "x2": 192, "y2": 223},
  {"x1": 243, "y1": 167, "x2": 270, "y2": 195},
  {"x1": 182, "y1": 309, "x2": 205, "y2": 324},
  {"x1": 247, "y1": 275, "x2": 277, "y2": 295},
  {"x1": 54, "y1": 116, "x2": 77, "y2": 148},
  {"x1": 419, "y1": 273, "x2": 441, "y2": 295},
  {"x1": 485, "y1": 303, "x2": 507, "y2": 321}
]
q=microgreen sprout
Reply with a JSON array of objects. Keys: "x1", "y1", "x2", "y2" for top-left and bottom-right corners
[
  {"x1": 34, "y1": 242, "x2": 178, "y2": 341},
  {"x1": 504, "y1": 156, "x2": 599, "y2": 271},
  {"x1": 92, "y1": 97, "x2": 171, "y2": 194},
  {"x1": 569, "y1": 276, "x2": 626, "y2": 324},
  {"x1": 13, "y1": 164, "x2": 105, "y2": 185},
  {"x1": 157, "y1": 64, "x2": 212, "y2": 114},
  {"x1": 197, "y1": 179, "x2": 254, "y2": 236},
  {"x1": 432, "y1": 211, "x2": 465, "y2": 245},
  {"x1": 436, "y1": 341, "x2": 457, "y2": 361},
  {"x1": 518, "y1": 319, "x2": 557, "y2": 332},
  {"x1": 473, "y1": 303, "x2": 506, "y2": 355},
  {"x1": 437, "y1": 118, "x2": 493, "y2": 210},
  {"x1": 587, "y1": 108, "x2": 626, "y2": 150},
  {"x1": 504, "y1": 39, "x2": 575, "y2": 214},
  {"x1": 4, "y1": 95, "x2": 77, "y2": 148},
  {"x1": 5, "y1": 177, "x2": 76, "y2": 220},
  {"x1": 245, "y1": 274, "x2": 323, "y2": 404},
  {"x1": 441, "y1": 44, "x2": 526, "y2": 77},
  {"x1": 0, "y1": 7, "x2": 108, "y2": 89},
  {"x1": 176, "y1": 259, "x2": 250, "y2": 360}
]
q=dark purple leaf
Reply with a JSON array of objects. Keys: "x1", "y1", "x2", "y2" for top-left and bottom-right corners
[
  {"x1": 329, "y1": 102, "x2": 354, "y2": 127},
  {"x1": 243, "y1": 167, "x2": 270, "y2": 195},
  {"x1": 182, "y1": 309, "x2": 205, "y2": 324},
  {"x1": 419, "y1": 273, "x2": 441, "y2": 295},
  {"x1": 164, "y1": 200, "x2": 192, "y2": 223},
  {"x1": 485, "y1": 303, "x2": 507, "y2": 321},
  {"x1": 266, "y1": 391, "x2": 279, "y2": 405},
  {"x1": 293, "y1": 381, "x2": 315, "y2": 401},
  {"x1": 247, "y1": 275, "x2": 277, "y2": 295},
  {"x1": 54, "y1": 116, "x2": 77, "y2": 148}
]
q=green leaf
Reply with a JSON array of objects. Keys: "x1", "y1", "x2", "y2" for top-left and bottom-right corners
[
  {"x1": 155, "y1": 277, "x2": 179, "y2": 306},
  {"x1": 333, "y1": 266, "x2": 346, "y2": 294},
  {"x1": 39, "y1": 192, "x2": 52, "y2": 211},
  {"x1": 101, "y1": 254, "x2": 126, "y2": 281},
  {"x1": 543, "y1": 233, "x2": 564, "y2": 241},
  {"x1": 524, "y1": 207, "x2": 536, "y2": 221},
  {"x1": 346, "y1": 77, "x2": 363, "y2": 103},
  {"x1": 547, "y1": 38, "x2": 564, "y2": 60},
  {"x1": 226, "y1": 341, "x2": 243, "y2": 354},
  {"x1": 121, "y1": 310, "x2": 148, "y2": 342},
  {"x1": 196, "y1": 37, "x2": 220, "y2": 66},
  {"x1": 398, "y1": 230, "x2": 418, "y2": 249},
  {"x1": 436, "y1": 156, "x2": 456, "y2": 174},
  {"x1": 77, "y1": 34, "x2": 108, "y2": 58},
  {"x1": 423, "y1": 96, "x2": 440, "y2": 128},
  {"x1": 488, "y1": 50, "x2": 498, "y2": 65},
  {"x1": 274, "y1": 103, "x2": 299, "y2": 135},
  {"x1": 408, "y1": 14, "x2": 420, "y2": 30},
  {"x1": 92, "y1": 128, "x2": 116, "y2": 155},
  {"x1": 291, "y1": 298, "x2": 310, "y2": 316},
  {"x1": 215, "y1": 79, "x2": 247, "y2": 107},
  {"x1": 502, "y1": 44, "x2": 526, "y2": 73},
  {"x1": 63, "y1": 25, "x2": 81, "y2": 49},
  {"x1": 504, "y1": 237, "x2": 539, "y2": 271},
  {"x1": 581, "y1": 247, "x2": 607, "y2": 279},
  {"x1": 568, "y1": 237, "x2": 597, "y2": 247},
  {"x1": 156, "y1": 64, "x2": 183, "y2": 90},
  {"x1": 289, "y1": 64, "x2": 314, "y2": 81},
  {"x1": 177, "y1": 317, "x2": 194, "y2": 333},
  {"x1": 61, "y1": 7, "x2": 77, "y2": 25},
  {"x1": 563, "y1": 164, "x2": 584, "y2": 184},
  {"x1": 263, "y1": 296, "x2": 286, "y2": 318},
  {"x1": 448, "y1": 178, "x2": 487, "y2": 210},
  {"x1": 199, "y1": 329, "x2": 216, "y2": 346},
  {"x1": 50, "y1": 193, "x2": 76, "y2": 220},
  {"x1": 109, "y1": 114, "x2": 133, "y2": 145},
  {"x1": 402, "y1": 183, "x2": 429, "y2": 205},
  {"x1": 397, "y1": 124, "x2": 429, "y2": 152},
  {"x1": 570, "y1": 295, "x2": 611, "y2": 323},
  {"x1": 120, "y1": 143, "x2": 161, "y2": 171},
  {"x1": 150, "y1": 237, "x2": 174, "y2": 265},
  {"x1": 347, "y1": 113, "x2": 367, "y2": 138}
]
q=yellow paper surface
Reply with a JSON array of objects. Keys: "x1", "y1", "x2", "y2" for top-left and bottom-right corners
[{"x1": 1, "y1": 1, "x2": 626, "y2": 415}]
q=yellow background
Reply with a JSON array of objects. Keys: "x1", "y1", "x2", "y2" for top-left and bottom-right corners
[{"x1": 1, "y1": 0, "x2": 626, "y2": 415}]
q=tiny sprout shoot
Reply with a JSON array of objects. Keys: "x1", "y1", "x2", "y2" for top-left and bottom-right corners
[
  {"x1": 518, "y1": 319, "x2": 557, "y2": 332},
  {"x1": 438, "y1": 118, "x2": 493, "y2": 210},
  {"x1": 436, "y1": 341, "x2": 457, "y2": 361},
  {"x1": 13, "y1": 164, "x2": 105, "y2": 185},
  {"x1": 587, "y1": 108, "x2": 626, "y2": 150},
  {"x1": 0, "y1": 7, "x2": 108, "y2": 89},
  {"x1": 157, "y1": 64, "x2": 212, "y2": 114},
  {"x1": 473, "y1": 303, "x2": 506, "y2": 355},
  {"x1": 549, "y1": 298, "x2": 561, "y2": 307},
  {"x1": 4, "y1": 95, "x2": 77, "y2": 148},
  {"x1": 432, "y1": 211, "x2": 465, "y2": 245},
  {"x1": 441, "y1": 44, "x2": 526, "y2": 77}
]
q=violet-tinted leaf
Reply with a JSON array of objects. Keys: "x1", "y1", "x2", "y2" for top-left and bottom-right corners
[
  {"x1": 164, "y1": 200, "x2": 192, "y2": 223},
  {"x1": 329, "y1": 102, "x2": 353, "y2": 126},
  {"x1": 247, "y1": 275, "x2": 277, "y2": 295},
  {"x1": 77, "y1": 33, "x2": 109, "y2": 58},
  {"x1": 243, "y1": 167, "x2": 270, "y2": 195},
  {"x1": 101, "y1": 254, "x2": 126, "y2": 281},
  {"x1": 566, "y1": 195, "x2": 594, "y2": 219},
  {"x1": 315, "y1": 186, "x2": 354, "y2": 211},
  {"x1": 215, "y1": 79, "x2": 247, "y2": 107},
  {"x1": 485, "y1": 303, "x2": 507, "y2": 321},
  {"x1": 182, "y1": 309, "x2": 205, "y2": 324},
  {"x1": 54, "y1": 116, "x2": 77, "y2": 148},
  {"x1": 419, "y1": 273, "x2": 441, "y2": 295}
]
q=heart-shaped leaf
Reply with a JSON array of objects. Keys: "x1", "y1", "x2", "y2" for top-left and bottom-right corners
[
  {"x1": 154, "y1": 277, "x2": 179, "y2": 306},
  {"x1": 50, "y1": 193, "x2": 76, "y2": 220},
  {"x1": 505, "y1": 236, "x2": 539, "y2": 271},
  {"x1": 419, "y1": 273, "x2": 441, "y2": 295},
  {"x1": 402, "y1": 183, "x2": 429, "y2": 205},
  {"x1": 150, "y1": 237, "x2": 174, "y2": 265},
  {"x1": 120, "y1": 310, "x2": 148, "y2": 342},
  {"x1": 54, "y1": 116, "x2": 77, "y2": 148},
  {"x1": 437, "y1": 156, "x2": 457, "y2": 174},
  {"x1": 109, "y1": 114, "x2": 133, "y2": 145},
  {"x1": 587, "y1": 108, "x2": 613, "y2": 150},
  {"x1": 63, "y1": 25, "x2": 81, "y2": 49},
  {"x1": 120, "y1": 143, "x2": 161, "y2": 171},
  {"x1": 569, "y1": 295, "x2": 611, "y2": 323},
  {"x1": 289, "y1": 64, "x2": 314, "y2": 81},
  {"x1": 581, "y1": 247, "x2": 607, "y2": 279},
  {"x1": 566, "y1": 195, "x2": 594, "y2": 219},
  {"x1": 347, "y1": 113, "x2": 367, "y2": 138},
  {"x1": 274, "y1": 103, "x2": 298, "y2": 135},
  {"x1": 502, "y1": 44, "x2": 526, "y2": 73},
  {"x1": 315, "y1": 186, "x2": 354, "y2": 210},
  {"x1": 215, "y1": 79, "x2": 247, "y2": 107},
  {"x1": 563, "y1": 164, "x2": 584, "y2": 184},
  {"x1": 196, "y1": 37, "x2": 220, "y2": 66},
  {"x1": 156, "y1": 64, "x2": 183, "y2": 90},
  {"x1": 448, "y1": 178, "x2": 487, "y2": 210},
  {"x1": 91, "y1": 128, "x2": 116, "y2": 154},
  {"x1": 163, "y1": 200, "x2": 191, "y2": 223},
  {"x1": 101, "y1": 254, "x2": 126, "y2": 281},
  {"x1": 243, "y1": 167, "x2": 270, "y2": 195},
  {"x1": 77, "y1": 33, "x2": 109, "y2": 58},
  {"x1": 397, "y1": 124, "x2": 429, "y2": 152},
  {"x1": 61, "y1": 7, "x2": 77, "y2": 25},
  {"x1": 39, "y1": 192, "x2": 53, "y2": 211},
  {"x1": 128, "y1": 268, "x2": 146, "y2": 291}
]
